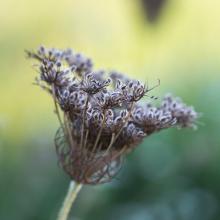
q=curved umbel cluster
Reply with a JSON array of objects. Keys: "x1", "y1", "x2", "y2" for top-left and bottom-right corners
[{"x1": 27, "y1": 46, "x2": 198, "y2": 185}]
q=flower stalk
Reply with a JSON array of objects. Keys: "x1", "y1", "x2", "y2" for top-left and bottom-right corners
[
  {"x1": 27, "y1": 45, "x2": 199, "y2": 219},
  {"x1": 57, "y1": 181, "x2": 82, "y2": 220}
]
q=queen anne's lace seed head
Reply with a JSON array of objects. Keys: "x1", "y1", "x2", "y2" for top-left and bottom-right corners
[
  {"x1": 39, "y1": 59, "x2": 73, "y2": 87},
  {"x1": 68, "y1": 90, "x2": 89, "y2": 115},
  {"x1": 110, "y1": 71, "x2": 130, "y2": 86},
  {"x1": 28, "y1": 46, "x2": 199, "y2": 185},
  {"x1": 57, "y1": 88, "x2": 71, "y2": 111},
  {"x1": 26, "y1": 46, "x2": 67, "y2": 62},
  {"x1": 132, "y1": 104, "x2": 176, "y2": 135},
  {"x1": 161, "y1": 94, "x2": 198, "y2": 129},
  {"x1": 65, "y1": 50, "x2": 93, "y2": 75},
  {"x1": 125, "y1": 123, "x2": 146, "y2": 144},
  {"x1": 95, "y1": 89, "x2": 125, "y2": 109},
  {"x1": 126, "y1": 80, "x2": 146, "y2": 102},
  {"x1": 80, "y1": 72, "x2": 111, "y2": 95}
]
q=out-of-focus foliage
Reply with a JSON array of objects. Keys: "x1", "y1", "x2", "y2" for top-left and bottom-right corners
[
  {"x1": 141, "y1": 0, "x2": 167, "y2": 23},
  {"x1": 0, "y1": 0, "x2": 220, "y2": 219}
]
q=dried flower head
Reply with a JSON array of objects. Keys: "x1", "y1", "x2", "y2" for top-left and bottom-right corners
[
  {"x1": 27, "y1": 46, "x2": 199, "y2": 185},
  {"x1": 65, "y1": 49, "x2": 93, "y2": 75}
]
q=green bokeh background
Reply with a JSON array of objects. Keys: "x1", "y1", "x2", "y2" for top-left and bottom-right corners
[{"x1": 0, "y1": 0, "x2": 220, "y2": 219}]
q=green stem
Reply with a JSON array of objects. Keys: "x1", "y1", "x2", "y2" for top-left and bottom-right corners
[{"x1": 57, "y1": 181, "x2": 82, "y2": 220}]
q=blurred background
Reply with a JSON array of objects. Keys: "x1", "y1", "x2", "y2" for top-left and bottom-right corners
[{"x1": 0, "y1": 0, "x2": 220, "y2": 219}]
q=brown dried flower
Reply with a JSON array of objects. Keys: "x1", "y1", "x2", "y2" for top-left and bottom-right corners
[{"x1": 27, "y1": 46, "x2": 199, "y2": 185}]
